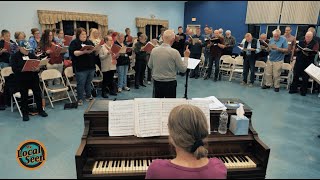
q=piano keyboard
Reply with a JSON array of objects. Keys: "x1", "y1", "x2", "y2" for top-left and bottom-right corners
[{"x1": 92, "y1": 155, "x2": 256, "y2": 174}]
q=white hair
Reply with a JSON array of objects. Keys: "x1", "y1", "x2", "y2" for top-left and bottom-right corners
[
  {"x1": 163, "y1": 30, "x2": 175, "y2": 40},
  {"x1": 272, "y1": 29, "x2": 281, "y2": 35},
  {"x1": 219, "y1": 28, "x2": 223, "y2": 32},
  {"x1": 226, "y1": 30, "x2": 231, "y2": 34}
]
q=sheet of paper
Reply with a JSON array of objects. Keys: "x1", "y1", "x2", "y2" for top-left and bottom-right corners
[
  {"x1": 181, "y1": 57, "x2": 201, "y2": 69},
  {"x1": 108, "y1": 100, "x2": 135, "y2": 136},
  {"x1": 304, "y1": 63, "x2": 320, "y2": 84},
  {"x1": 192, "y1": 96, "x2": 227, "y2": 110},
  {"x1": 134, "y1": 98, "x2": 162, "y2": 137},
  {"x1": 160, "y1": 98, "x2": 187, "y2": 136},
  {"x1": 187, "y1": 99, "x2": 211, "y2": 134}
]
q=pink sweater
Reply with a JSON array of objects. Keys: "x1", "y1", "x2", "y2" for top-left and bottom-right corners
[{"x1": 145, "y1": 158, "x2": 227, "y2": 179}]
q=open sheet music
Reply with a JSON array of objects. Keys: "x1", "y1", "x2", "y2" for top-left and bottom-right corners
[
  {"x1": 108, "y1": 98, "x2": 211, "y2": 137},
  {"x1": 108, "y1": 100, "x2": 135, "y2": 136},
  {"x1": 304, "y1": 63, "x2": 320, "y2": 84},
  {"x1": 181, "y1": 57, "x2": 201, "y2": 69}
]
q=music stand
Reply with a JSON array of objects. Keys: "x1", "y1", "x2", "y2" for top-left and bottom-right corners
[
  {"x1": 182, "y1": 57, "x2": 201, "y2": 99},
  {"x1": 184, "y1": 69, "x2": 190, "y2": 99}
]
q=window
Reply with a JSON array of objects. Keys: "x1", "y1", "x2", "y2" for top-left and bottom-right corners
[
  {"x1": 145, "y1": 25, "x2": 163, "y2": 40},
  {"x1": 54, "y1": 20, "x2": 99, "y2": 36},
  {"x1": 89, "y1": 21, "x2": 98, "y2": 30},
  {"x1": 248, "y1": 24, "x2": 260, "y2": 39},
  {"x1": 296, "y1": 25, "x2": 309, "y2": 41},
  {"x1": 76, "y1": 21, "x2": 86, "y2": 29},
  {"x1": 266, "y1": 25, "x2": 278, "y2": 39},
  {"x1": 63, "y1": 21, "x2": 74, "y2": 36},
  {"x1": 279, "y1": 26, "x2": 287, "y2": 35}
]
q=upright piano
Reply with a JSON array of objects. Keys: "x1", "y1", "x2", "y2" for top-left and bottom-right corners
[{"x1": 75, "y1": 98, "x2": 270, "y2": 179}]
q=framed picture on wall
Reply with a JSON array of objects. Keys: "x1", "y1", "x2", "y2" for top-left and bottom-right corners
[{"x1": 187, "y1": 24, "x2": 201, "y2": 34}]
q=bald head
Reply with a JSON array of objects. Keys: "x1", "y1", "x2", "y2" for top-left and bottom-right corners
[
  {"x1": 308, "y1": 27, "x2": 316, "y2": 36},
  {"x1": 305, "y1": 31, "x2": 314, "y2": 43},
  {"x1": 163, "y1": 30, "x2": 175, "y2": 45}
]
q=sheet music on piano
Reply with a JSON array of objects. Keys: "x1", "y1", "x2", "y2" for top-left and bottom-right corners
[
  {"x1": 108, "y1": 98, "x2": 211, "y2": 137},
  {"x1": 160, "y1": 98, "x2": 188, "y2": 136},
  {"x1": 108, "y1": 100, "x2": 135, "y2": 136},
  {"x1": 134, "y1": 98, "x2": 162, "y2": 137},
  {"x1": 187, "y1": 99, "x2": 211, "y2": 134}
]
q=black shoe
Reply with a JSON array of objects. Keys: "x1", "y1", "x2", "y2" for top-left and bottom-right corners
[
  {"x1": 214, "y1": 77, "x2": 217, "y2": 82},
  {"x1": 204, "y1": 76, "x2": 208, "y2": 80},
  {"x1": 23, "y1": 115, "x2": 29, "y2": 121},
  {"x1": 135, "y1": 86, "x2": 139, "y2": 89},
  {"x1": 140, "y1": 84, "x2": 146, "y2": 87},
  {"x1": 274, "y1": 88, "x2": 279, "y2": 92},
  {"x1": 38, "y1": 111, "x2": 48, "y2": 117},
  {"x1": 195, "y1": 76, "x2": 199, "y2": 79},
  {"x1": 109, "y1": 91, "x2": 117, "y2": 96},
  {"x1": 300, "y1": 92, "x2": 306, "y2": 96},
  {"x1": 289, "y1": 89, "x2": 298, "y2": 94},
  {"x1": 262, "y1": 85, "x2": 271, "y2": 89}
]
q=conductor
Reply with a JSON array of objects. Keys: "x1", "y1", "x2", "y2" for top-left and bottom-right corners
[{"x1": 148, "y1": 29, "x2": 190, "y2": 98}]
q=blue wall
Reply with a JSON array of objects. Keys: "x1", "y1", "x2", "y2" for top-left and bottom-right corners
[
  {"x1": 0, "y1": 1, "x2": 185, "y2": 39},
  {"x1": 184, "y1": 1, "x2": 248, "y2": 54},
  {"x1": 184, "y1": 1, "x2": 320, "y2": 54}
]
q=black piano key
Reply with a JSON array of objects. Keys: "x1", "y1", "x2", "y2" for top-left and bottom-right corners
[
  {"x1": 137, "y1": 159, "x2": 140, "y2": 166},
  {"x1": 242, "y1": 155, "x2": 249, "y2": 162},
  {"x1": 129, "y1": 159, "x2": 131, "y2": 167},
  {"x1": 141, "y1": 159, "x2": 144, "y2": 166},
  {"x1": 119, "y1": 160, "x2": 122, "y2": 167},
  {"x1": 102, "y1": 161, "x2": 105, "y2": 168},
  {"x1": 106, "y1": 160, "x2": 108, "y2": 167},
  {"x1": 147, "y1": 159, "x2": 149, "y2": 166},
  {"x1": 230, "y1": 155, "x2": 237, "y2": 162},
  {"x1": 134, "y1": 159, "x2": 136, "y2": 167},
  {"x1": 235, "y1": 156, "x2": 243, "y2": 162},
  {"x1": 124, "y1": 159, "x2": 127, "y2": 167},
  {"x1": 112, "y1": 160, "x2": 115, "y2": 167},
  {"x1": 227, "y1": 156, "x2": 234, "y2": 163},
  {"x1": 222, "y1": 156, "x2": 228, "y2": 163},
  {"x1": 115, "y1": 160, "x2": 118, "y2": 167},
  {"x1": 95, "y1": 161, "x2": 99, "y2": 168}
]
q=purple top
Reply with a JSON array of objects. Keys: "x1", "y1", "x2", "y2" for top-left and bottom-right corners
[{"x1": 145, "y1": 158, "x2": 227, "y2": 179}]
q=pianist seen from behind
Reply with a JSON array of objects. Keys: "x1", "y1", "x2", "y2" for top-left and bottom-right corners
[{"x1": 145, "y1": 104, "x2": 227, "y2": 179}]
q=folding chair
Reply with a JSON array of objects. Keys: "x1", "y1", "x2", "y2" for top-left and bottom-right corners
[
  {"x1": 219, "y1": 55, "x2": 234, "y2": 80},
  {"x1": 280, "y1": 63, "x2": 293, "y2": 90},
  {"x1": 1, "y1": 67, "x2": 34, "y2": 117},
  {"x1": 255, "y1": 61, "x2": 266, "y2": 86},
  {"x1": 40, "y1": 69, "x2": 72, "y2": 108},
  {"x1": 229, "y1": 56, "x2": 244, "y2": 82},
  {"x1": 64, "y1": 66, "x2": 77, "y2": 101},
  {"x1": 91, "y1": 64, "x2": 103, "y2": 91}
]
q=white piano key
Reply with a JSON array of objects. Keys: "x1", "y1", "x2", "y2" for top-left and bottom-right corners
[{"x1": 92, "y1": 161, "x2": 98, "y2": 174}]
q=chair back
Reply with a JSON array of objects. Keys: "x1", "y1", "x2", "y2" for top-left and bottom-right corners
[
  {"x1": 220, "y1": 55, "x2": 232, "y2": 62},
  {"x1": 255, "y1": 61, "x2": 266, "y2": 68},
  {"x1": 281, "y1": 63, "x2": 292, "y2": 71},
  {"x1": 64, "y1": 67, "x2": 74, "y2": 78},
  {"x1": 0, "y1": 67, "x2": 13, "y2": 83},
  {"x1": 41, "y1": 69, "x2": 63, "y2": 81}
]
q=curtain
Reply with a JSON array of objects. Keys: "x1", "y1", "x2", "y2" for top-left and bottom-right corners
[
  {"x1": 246, "y1": 1, "x2": 283, "y2": 24},
  {"x1": 37, "y1": 10, "x2": 108, "y2": 36},
  {"x1": 280, "y1": 1, "x2": 320, "y2": 24}
]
